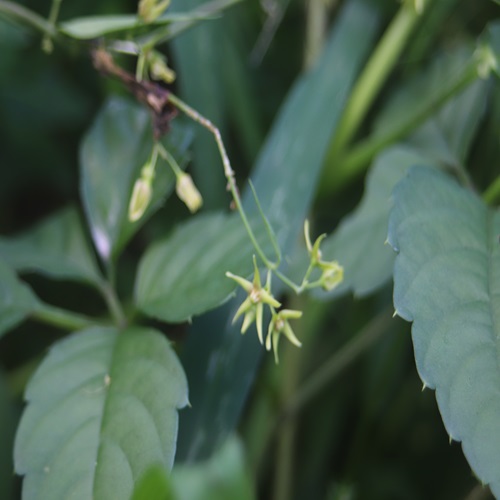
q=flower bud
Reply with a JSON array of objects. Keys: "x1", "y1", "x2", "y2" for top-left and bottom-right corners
[
  {"x1": 138, "y1": 0, "x2": 171, "y2": 23},
  {"x1": 176, "y1": 173, "x2": 203, "y2": 213},
  {"x1": 128, "y1": 177, "x2": 152, "y2": 222},
  {"x1": 149, "y1": 52, "x2": 176, "y2": 84}
]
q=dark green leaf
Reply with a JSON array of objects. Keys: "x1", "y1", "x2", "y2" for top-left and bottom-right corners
[
  {"x1": 176, "y1": 0, "x2": 381, "y2": 460},
  {"x1": 0, "y1": 258, "x2": 37, "y2": 338},
  {"x1": 0, "y1": 206, "x2": 103, "y2": 287},
  {"x1": 388, "y1": 166, "x2": 500, "y2": 497},
  {"x1": 315, "y1": 146, "x2": 434, "y2": 299},
  {"x1": 135, "y1": 212, "x2": 274, "y2": 323},
  {"x1": 171, "y1": 437, "x2": 255, "y2": 500},
  {"x1": 80, "y1": 97, "x2": 193, "y2": 262},
  {"x1": 15, "y1": 326, "x2": 189, "y2": 500}
]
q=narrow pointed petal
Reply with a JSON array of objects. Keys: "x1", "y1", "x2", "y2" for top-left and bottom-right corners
[
  {"x1": 255, "y1": 303, "x2": 264, "y2": 344},
  {"x1": 283, "y1": 322, "x2": 302, "y2": 347},
  {"x1": 241, "y1": 309, "x2": 256, "y2": 334},
  {"x1": 232, "y1": 296, "x2": 253, "y2": 323},
  {"x1": 226, "y1": 272, "x2": 253, "y2": 293}
]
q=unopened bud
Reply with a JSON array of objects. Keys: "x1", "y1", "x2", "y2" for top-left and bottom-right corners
[
  {"x1": 138, "y1": 0, "x2": 171, "y2": 23},
  {"x1": 176, "y1": 173, "x2": 203, "y2": 213},
  {"x1": 150, "y1": 52, "x2": 176, "y2": 83},
  {"x1": 129, "y1": 178, "x2": 152, "y2": 222}
]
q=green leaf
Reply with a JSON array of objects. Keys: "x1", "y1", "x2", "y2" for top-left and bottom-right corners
[
  {"x1": 315, "y1": 146, "x2": 433, "y2": 299},
  {"x1": 0, "y1": 258, "x2": 37, "y2": 338},
  {"x1": 0, "y1": 206, "x2": 102, "y2": 287},
  {"x1": 171, "y1": 436, "x2": 255, "y2": 500},
  {"x1": 388, "y1": 166, "x2": 500, "y2": 497},
  {"x1": 176, "y1": 0, "x2": 381, "y2": 460},
  {"x1": 59, "y1": 12, "x2": 213, "y2": 40},
  {"x1": 80, "y1": 97, "x2": 193, "y2": 262},
  {"x1": 135, "y1": 212, "x2": 274, "y2": 323},
  {"x1": 14, "y1": 326, "x2": 189, "y2": 500}
]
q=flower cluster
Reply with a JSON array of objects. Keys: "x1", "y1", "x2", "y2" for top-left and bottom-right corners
[{"x1": 226, "y1": 257, "x2": 302, "y2": 363}]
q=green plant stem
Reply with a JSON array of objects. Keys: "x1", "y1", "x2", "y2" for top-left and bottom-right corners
[
  {"x1": 321, "y1": 0, "x2": 429, "y2": 186},
  {"x1": 167, "y1": 92, "x2": 278, "y2": 270},
  {"x1": 483, "y1": 176, "x2": 500, "y2": 205},
  {"x1": 0, "y1": 0, "x2": 57, "y2": 39},
  {"x1": 41, "y1": 0, "x2": 63, "y2": 52},
  {"x1": 99, "y1": 282, "x2": 127, "y2": 328},
  {"x1": 330, "y1": 56, "x2": 480, "y2": 189},
  {"x1": 32, "y1": 302, "x2": 98, "y2": 331},
  {"x1": 274, "y1": 295, "x2": 307, "y2": 500},
  {"x1": 282, "y1": 308, "x2": 393, "y2": 418},
  {"x1": 303, "y1": 0, "x2": 331, "y2": 70}
]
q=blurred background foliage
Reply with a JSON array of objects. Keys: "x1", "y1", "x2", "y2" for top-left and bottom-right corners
[{"x1": 0, "y1": 0, "x2": 499, "y2": 498}]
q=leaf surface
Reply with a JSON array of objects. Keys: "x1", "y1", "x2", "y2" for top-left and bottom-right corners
[
  {"x1": 0, "y1": 258, "x2": 37, "y2": 338},
  {"x1": 14, "y1": 326, "x2": 189, "y2": 500},
  {"x1": 388, "y1": 166, "x2": 500, "y2": 496},
  {"x1": 135, "y1": 212, "x2": 274, "y2": 323},
  {"x1": 0, "y1": 206, "x2": 102, "y2": 287},
  {"x1": 80, "y1": 97, "x2": 193, "y2": 262}
]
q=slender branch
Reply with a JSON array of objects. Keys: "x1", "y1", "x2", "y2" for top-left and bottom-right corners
[
  {"x1": 32, "y1": 302, "x2": 99, "y2": 331},
  {"x1": 483, "y1": 175, "x2": 500, "y2": 205},
  {"x1": 281, "y1": 308, "x2": 393, "y2": 418},
  {"x1": 167, "y1": 92, "x2": 278, "y2": 270},
  {"x1": 0, "y1": 0, "x2": 57, "y2": 39},
  {"x1": 98, "y1": 281, "x2": 127, "y2": 328}
]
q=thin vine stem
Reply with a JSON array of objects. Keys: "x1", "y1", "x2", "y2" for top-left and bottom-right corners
[{"x1": 167, "y1": 92, "x2": 279, "y2": 271}]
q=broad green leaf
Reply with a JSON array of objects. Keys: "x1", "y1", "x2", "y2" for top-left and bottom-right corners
[
  {"x1": 59, "y1": 12, "x2": 212, "y2": 40},
  {"x1": 388, "y1": 166, "x2": 500, "y2": 497},
  {"x1": 176, "y1": 0, "x2": 380, "y2": 460},
  {"x1": 171, "y1": 436, "x2": 255, "y2": 500},
  {"x1": 0, "y1": 206, "x2": 102, "y2": 287},
  {"x1": 374, "y1": 44, "x2": 488, "y2": 167},
  {"x1": 314, "y1": 146, "x2": 433, "y2": 299},
  {"x1": 80, "y1": 97, "x2": 193, "y2": 262},
  {"x1": 15, "y1": 326, "x2": 189, "y2": 500},
  {"x1": 135, "y1": 212, "x2": 274, "y2": 323},
  {"x1": 0, "y1": 258, "x2": 37, "y2": 338}
]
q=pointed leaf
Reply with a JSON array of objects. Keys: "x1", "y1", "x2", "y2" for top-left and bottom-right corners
[
  {"x1": 0, "y1": 258, "x2": 37, "y2": 338},
  {"x1": 0, "y1": 206, "x2": 102, "y2": 287},
  {"x1": 135, "y1": 212, "x2": 274, "y2": 323},
  {"x1": 14, "y1": 326, "x2": 189, "y2": 500},
  {"x1": 388, "y1": 166, "x2": 500, "y2": 497},
  {"x1": 59, "y1": 12, "x2": 213, "y2": 40},
  {"x1": 80, "y1": 97, "x2": 193, "y2": 262},
  {"x1": 315, "y1": 146, "x2": 434, "y2": 299}
]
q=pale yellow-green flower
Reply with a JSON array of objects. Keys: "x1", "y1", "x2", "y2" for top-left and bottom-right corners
[
  {"x1": 128, "y1": 160, "x2": 155, "y2": 222},
  {"x1": 176, "y1": 173, "x2": 203, "y2": 213},
  {"x1": 226, "y1": 257, "x2": 280, "y2": 344},
  {"x1": 138, "y1": 0, "x2": 171, "y2": 23},
  {"x1": 265, "y1": 309, "x2": 303, "y2": 363}
]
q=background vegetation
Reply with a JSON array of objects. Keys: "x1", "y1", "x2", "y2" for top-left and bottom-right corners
[{"x1": 0, "y1": 0, "x2": 499, "y2": 498}]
